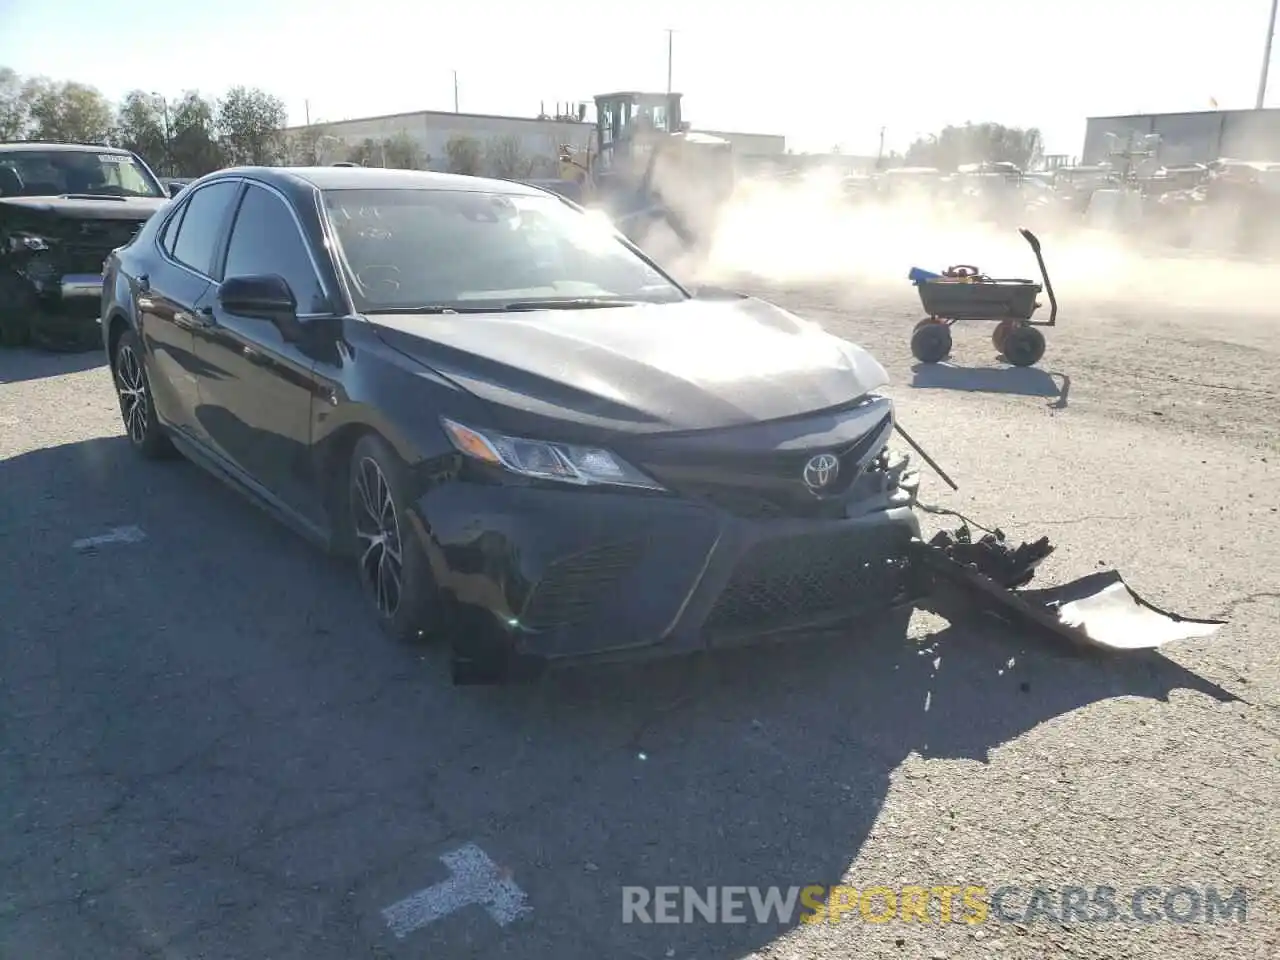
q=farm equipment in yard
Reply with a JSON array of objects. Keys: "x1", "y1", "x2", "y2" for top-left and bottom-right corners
[
  {"x1": 558, "y1": 91, "x2": 735, "y2": 253},
  {"x1": 908, "y1": 227, "x2": 1057, "y2": 367}
]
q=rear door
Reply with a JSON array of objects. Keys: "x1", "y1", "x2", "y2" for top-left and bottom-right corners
[{"x1": 139, "y1": 179, "x2": 240, "y2": 439}]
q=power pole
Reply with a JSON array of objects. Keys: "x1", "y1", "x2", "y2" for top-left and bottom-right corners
[
  {"x1": 666, "y1": 29, "x2": 674, "y2": 95},
  {"x1": 876, "y1": 126, "x2": 885, "y2": 169},
  {"x1": 453, "y1": 71, "x2": 459, "y2": 112},
  {"x1": 1258, "y1": 0, "x2": 1279, "y2": 108},
  {"x1": 304, "y1": 99, "x2": 311, "y2": 125}
]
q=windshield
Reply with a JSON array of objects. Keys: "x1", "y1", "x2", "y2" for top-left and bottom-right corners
[
  {"x1": 0, "y1": 150, "x2": 164, "y2": 199},
  {"x1": 321, "y1": 187, "x2": 687, "y2": 312}
]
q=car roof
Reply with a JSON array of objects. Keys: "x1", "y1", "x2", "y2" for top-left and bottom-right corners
[
  {"x1": 214, "y1": 165, "x2": 547, "y2": 197},
  {"x1": 0, "y1": 141, "x2": 134, "y2": 155}
]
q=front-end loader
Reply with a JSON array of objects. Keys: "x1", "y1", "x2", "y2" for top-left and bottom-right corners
[{"x1": 558, "y1": 91, "x2": 736, "y2": 255}]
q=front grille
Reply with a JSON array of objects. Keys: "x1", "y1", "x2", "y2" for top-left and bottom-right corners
[
  {"x1": 519, "y1": 540, "x2": 645, "y2": 630},
  {"x1": 703, "y1": 524, "x2": 914, "y2": 638},
  {"x1": 647, "y1": 412, "x2": 894, "y2": 521},
  {"x1": 59, "y1": 220, "x2": 144, "y2": 273}
]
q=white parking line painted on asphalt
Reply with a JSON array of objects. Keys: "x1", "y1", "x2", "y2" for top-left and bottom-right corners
[
  {"x1": 381, "y1": 843, "x2": 531, "y2": 939},
  {"x1": 72, "y1": 525, "x2": 147, "y2": 551}
]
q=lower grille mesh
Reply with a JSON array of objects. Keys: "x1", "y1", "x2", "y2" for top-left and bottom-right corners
[
  {"x1": 520, "y1": 540, "x2": 644, "y2": 630},
  {"x1": 704, "y1": 525, "x2": 914, "y2": 637}
]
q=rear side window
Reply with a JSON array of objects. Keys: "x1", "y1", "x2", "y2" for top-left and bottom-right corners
[
  {"x1": 169, "y1": 181, "x2": 239, "y2": 275},
  {"x1": 222, "y1": 184, "x2": 327, "y2": 313}
]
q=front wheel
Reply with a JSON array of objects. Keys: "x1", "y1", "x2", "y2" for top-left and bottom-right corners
[
  {"x1": 910, "y1": 320, "x2": 952, "y2": 363},
  {"x1": 1003, "y1": 325, "x2": 1046, "y2": 367},
  {"x1": 0, "y1": 274, "x2": 32, "y2": 347},
  {"x1": 348, "y1": 433, "x2": 442, "y2": 644}
]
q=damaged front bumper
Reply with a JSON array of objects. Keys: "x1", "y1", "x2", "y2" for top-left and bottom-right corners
[{"x1": 916, "y1": 524, "x2": 1226, "y2": 651}]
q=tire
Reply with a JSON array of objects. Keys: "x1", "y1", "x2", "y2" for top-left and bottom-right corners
[
  {"x1": 1003, "y1": 325, "x2": 1046, "y2": 367},
  {"x1": 992, "y1": 319, "x2": 1016, "y2": 354},
  {"x1": 0, "y1": 274, "x2": 33, "y2": 347},
  {"x1": 910, "y1": 321, "x2": 952, "y2": 363},
  {"x1": 348, "y1": 433, "x2": 443, "y2": 645},
  {"x1": 112, "y1": 328, "x2": 175, "y2": 459}
]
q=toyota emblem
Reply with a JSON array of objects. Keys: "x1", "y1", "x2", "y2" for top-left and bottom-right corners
[{"x1": 802, "y1": 453, "x2": 840, "y2": 492}]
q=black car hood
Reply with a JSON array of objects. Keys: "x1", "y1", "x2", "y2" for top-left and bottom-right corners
[
  {"x1": 0, "y1": 195, "x2": 169, "y2": 221},
  {"x1": 368, "y1": 297, "x2": 890, "y2": 437}
]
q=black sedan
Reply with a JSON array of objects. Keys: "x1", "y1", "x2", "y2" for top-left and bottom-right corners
[{"x1": 100, "y1": 166, "x2": 922, "y2": 683}]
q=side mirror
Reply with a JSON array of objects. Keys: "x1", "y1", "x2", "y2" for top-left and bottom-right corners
[
  {"x1": 166, "y1": 181, "x2": 186, "y2": 198},
  {"x1": 217, "y1": 274, "x2": 302, "y2": 339}
]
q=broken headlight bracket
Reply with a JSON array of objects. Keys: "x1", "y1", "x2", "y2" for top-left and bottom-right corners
[{"x1": 897, "y1": 418, "x2": 1226, "y2": 652}]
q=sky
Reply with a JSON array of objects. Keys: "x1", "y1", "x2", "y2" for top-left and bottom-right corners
[{"x1": 1, "y1": 0, "x2": 1277, "y2": 157}]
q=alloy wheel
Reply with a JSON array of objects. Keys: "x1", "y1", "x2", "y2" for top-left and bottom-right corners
[
  {"x1": 353, "y1": 456, "x2": 403, "y2": 619},
  {"x1": 115, "y1": 345, "x2": 150, "y2": 445}
]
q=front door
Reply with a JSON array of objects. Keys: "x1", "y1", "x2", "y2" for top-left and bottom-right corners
[{"x1": 192, "y1": 182, "x2": 332, "y2": 525}]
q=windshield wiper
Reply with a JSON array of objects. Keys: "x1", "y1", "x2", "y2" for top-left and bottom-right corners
[
  {"x1": 363, "y1": 305, "x2": 496, "y2": 314},
  {"x1": 60, "y1": 193, "x2": 126, "y2": 201},
  {"x1": 499, "y1": 298, "x2": 640, "y2": 311}
]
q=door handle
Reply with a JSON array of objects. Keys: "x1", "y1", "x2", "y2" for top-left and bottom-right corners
[{"x1": 193, "y1": 306, "x2": 217, "y2": 328}]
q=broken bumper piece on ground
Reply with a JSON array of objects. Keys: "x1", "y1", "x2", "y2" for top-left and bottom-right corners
[{"x1": 919, "y1": 524, "x2": 1226, "y2": 651}]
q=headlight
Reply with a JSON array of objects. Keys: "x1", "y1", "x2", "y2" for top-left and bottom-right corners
[
  {"x1": 7, "y1": 232, "x2": 50, "y2": 253},
  {"x1": 441, "y1": 418, "x2": 664, "y2": 490}
]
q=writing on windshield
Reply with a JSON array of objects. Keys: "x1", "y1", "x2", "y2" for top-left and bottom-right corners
[{"x1": 322, "y1": 187, "x2": 684, "y2": 312}]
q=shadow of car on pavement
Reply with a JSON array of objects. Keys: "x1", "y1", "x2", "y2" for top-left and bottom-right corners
[{"x1": 0, "y1": 435, "x2": 1235, "y2": 959}]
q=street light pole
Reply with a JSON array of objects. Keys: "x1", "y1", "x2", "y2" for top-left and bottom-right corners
[
  {"x1": 1258, "y1": 0, "x2": 1279, "y2": 108},
  {"x1": 666, "y1": 29, "x2": 673, "y2": 95},
  {"x1": 151, "y1": 92, "x2": 171, "y2": 175}
]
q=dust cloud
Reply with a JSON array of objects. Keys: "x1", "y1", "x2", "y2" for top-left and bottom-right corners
[{"x1": 654, "y1": 167, "x2": 1280, "y2": 318}]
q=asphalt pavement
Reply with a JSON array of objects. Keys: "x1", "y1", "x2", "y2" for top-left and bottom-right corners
[{"x1": 1, "y1": 284, "x2": 1277, "y2": 960}]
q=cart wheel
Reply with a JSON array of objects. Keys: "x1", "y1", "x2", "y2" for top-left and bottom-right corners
[
  {"x1": 913, "y1": 317, "x2": 939, "y2": 333},
  {"x1": 911, "y1": 321, "x2": 952, "y2": 363},
  {"x1": 992, "y1": 319, "x2": 1016, "y2": 354},
  {"x1": 1003, "y1": 325, "x2": 1046, "y2": 367}
]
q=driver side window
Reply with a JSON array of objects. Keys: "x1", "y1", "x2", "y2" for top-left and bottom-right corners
[{"x1": 222, "y1": 184, "x2": 328, "y2": 314}]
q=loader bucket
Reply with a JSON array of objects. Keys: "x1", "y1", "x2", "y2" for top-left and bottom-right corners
[{"x1": 916, "y1": 528, "x2": 1226, "y2": 652}]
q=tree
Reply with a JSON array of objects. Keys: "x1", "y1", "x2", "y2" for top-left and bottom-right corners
[
  {"x1": 484, "y1": 136, "x2": 534, "y2": 179},
  {"x1": 115, "y1": 90, "x2": 168, "y2": 173},
  {"x1": 217, "y1": 86, "x2": 288, "y2": 165},
  {"x1": 24, "y1": 77, "x2": 114, "y2": 144},
  {"x1": 445, "y1": 135, "x2": 483, "y2": 175},
  {"x1": 904, "y1": 122, "x2": 1044, "y2": 172},
  {"x1": 345, "y1": 138, "x2": 379, "y2": 167},
  {"x1": 0, "y1": 66, "x2": 29, "y2": 140},
  {"x1": 285, "y1": 124, "x2": 343, "y2": 165},
  {"x1": 382, "y1": 131, "x2": 423, "y2": 169},
  {"x1": 168, "y1": 91, "x2": 224, "y2": 176}
]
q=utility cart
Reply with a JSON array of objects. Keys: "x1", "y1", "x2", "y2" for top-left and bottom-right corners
[{"x1": 908, "y1": 228, "x2": 1058, "y2": 367}]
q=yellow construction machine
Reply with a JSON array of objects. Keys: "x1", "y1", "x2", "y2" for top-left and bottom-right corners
[{"x1": 557, "y1": 91, "x2": 735, "y2": 252}]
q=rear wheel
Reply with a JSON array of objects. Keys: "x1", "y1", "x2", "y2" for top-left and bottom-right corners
[
  {"x1": 910, "y1": 320, "x2": 952, "y2": 363},
  {"x1": 348, "y1": 434, "x2": 442, "y2": 644},
  {"x1": 992, "y1": 319, "x2": 1017, "y2": 354},
  {"x1": 112, "y1": 328, "x2": 175, "y2": 459}
]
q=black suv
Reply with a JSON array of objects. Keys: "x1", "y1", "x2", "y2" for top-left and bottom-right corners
[{"x1": 0, "y1": 142, "x2": 173, "y2": 350}]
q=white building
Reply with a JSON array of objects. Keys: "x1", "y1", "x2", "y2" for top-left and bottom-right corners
[{"x1": 287, "y1": 107, "x2": 785, "y2": 176}]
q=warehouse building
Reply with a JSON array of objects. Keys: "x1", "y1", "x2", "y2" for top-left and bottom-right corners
[
  {"x1": 287, "y1": 106, "x2": 785, "y2": 175},
  {"x1": 1082, "y1": 109, "x2": 1280, "y2": 166}
]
